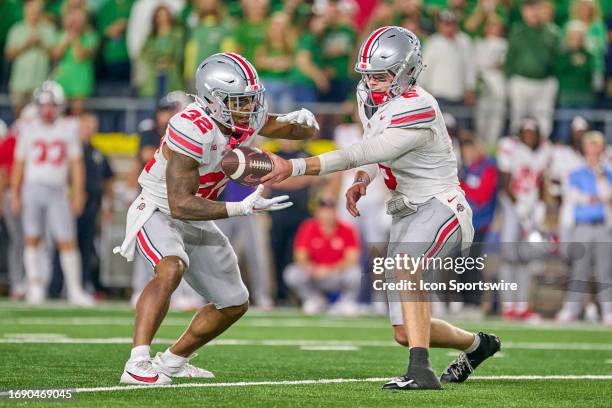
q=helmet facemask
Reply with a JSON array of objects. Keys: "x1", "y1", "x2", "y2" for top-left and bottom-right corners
[{"x1": 196, "y1": 86, "x2": 267, "y2": 135}]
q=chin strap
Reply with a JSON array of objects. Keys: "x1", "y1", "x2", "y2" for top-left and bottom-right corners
[
  {"x1": 370, "y1": 91, "x2": 390, "y2": 105},
  {"x1": 226, "y1": 126, "x2": 255, "y2": 150}
]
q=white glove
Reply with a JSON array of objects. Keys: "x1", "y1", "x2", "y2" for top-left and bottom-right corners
[
  {"x1": 276, "y1": 108, "x2": 320, "y2": 130},
  {"x1": 226, "y1": 185, "x2": 293, "y2": 217}
]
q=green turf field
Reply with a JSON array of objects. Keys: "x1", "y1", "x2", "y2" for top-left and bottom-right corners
[{"x1": 0, "y1": 301, "x2": 611, "y2": 407}]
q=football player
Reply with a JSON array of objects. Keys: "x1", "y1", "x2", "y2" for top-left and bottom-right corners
[
  {"x1": 115, "y1": 52, "x2": 319, "y2": 385},
  {"x1": 10, "y1": 81, "x2": 93, "y2": 306},
  {"x1": 262, "y1": 27, "x2": 500, "y2": 390}
]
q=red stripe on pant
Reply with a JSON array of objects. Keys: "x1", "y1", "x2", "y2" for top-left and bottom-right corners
[
  {"x1": 137, "y1": 231, "x2": 160, "y2": 266},
  {"x1": 425, "y1": 217, "x2": 459, "y2": 260}
]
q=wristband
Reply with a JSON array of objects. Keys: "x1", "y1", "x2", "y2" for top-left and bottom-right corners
[
  {"x1": 290, "y1": 158, "x2": 306, "y2": 176},
  {"x1": 225, "y1": 202, "x2": 244, "y2": 217}
]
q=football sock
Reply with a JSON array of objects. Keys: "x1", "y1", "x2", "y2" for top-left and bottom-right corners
[
  {"x1": 408, "y1": 347, "x2": 430, "y2": 369},
  {"x1": 130, "y1": 345, "x2": 151, "y2": 360},
  {"x1": 162, "y1": 349, "x2": 187, "y2": 366},
  {"x1": 24, "y1": 245, "x2": 43, "y2": 285},
  {"x1": 60, "y1": 250, "x2": 83, "y2": 296},
  {"x1": 464, "y1": 333, "x2": 481, "y2": 354}
]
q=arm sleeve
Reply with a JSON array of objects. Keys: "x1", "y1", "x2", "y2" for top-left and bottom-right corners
[
  {"x1": 318, "y1": 127, "x2": 432, "y2": 175},
  {"x1": 358, "y1": 163, "x2": 379, "y2": 182},
  {"x1": 68, "y1": 127, "x2": 83, "y2": 160}
]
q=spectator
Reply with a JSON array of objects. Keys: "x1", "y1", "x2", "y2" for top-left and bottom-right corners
[
  {"x1": 4, "y1": 0, "x2": 56, "y2": 114},
  {"x1": 474, "y1": 14, "x2": 507, "y2": 146},
  {"x1": 605, "y1": 15, "x2": 612, "y2": 108},
  {"x1": 52, "y1": 7, "x2": 99, "y2": 114},
  {"x1": 569, "y1": 0, "x2": 607, "y2": 92},
  {"x1": 554, "y1": 20, "x2": 595, "y2": 143},
  {"x1": 506, "y1": 0, "x2": 560, "y2": 138},
  {"x1": 420, "y1": 10, "x2": 476, "y2": 118},
  {"x1": 139, "y1": 5, "x2": 184, "y2": 98},
  {"x1": 254, "y1": 11, "x2": 295, "y2": 111},
  {"x1": 127, "y1": 0, "x2": 184, "y2": 64},
  {"x1": 290, "y1": 13, "x2": 329, "y2": 103},
  {"x1": 458, "y1": 136, "x2": 498, "y2": 308},
  {"x1": 97, "y1": 0, "x2": 134, "y2": 85},
  {"x1": 464, "y1": 0, "x2": 510, "y2": 37},
  {"x1": 557, "y1": 131, "x2": 612, "y2": 326},
  {"x1": 284, "y1": 196, "x2": 361, "y2": 315},
  {"x1": 268, "y1": 139, "x2": 316, "y2": 302},
  {"x1": 235, "y1": 0, "x2": 270, "y2": 62},
  {"x1": 0, "y1": 0, "x2": 23, "y2": 92},
  {"x1": 0, "y1": 121, "x2": 25, "y2": 299},
  {"x1": 183, "y1": 0, "x2": 237, "y2": 88},
  {"x1": 320, "y1": 0, "x2": 357, "y2": 103}
]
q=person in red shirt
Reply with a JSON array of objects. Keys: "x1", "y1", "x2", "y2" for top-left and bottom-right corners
[
  {"x1": 0, "y1": 122, "x2": 25, "y2": 299},
  {"x1": 284, "y1": 196, "x2": 361, "y2": 315}
]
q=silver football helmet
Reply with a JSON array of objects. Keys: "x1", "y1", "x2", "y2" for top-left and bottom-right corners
[
  {"x1": 354, "y1": 26, "x2": 423, "y2": 107},
  {"x1": 34, "y1": 80, "x2": 66, "y2": 106},
  {"x1": 194, "y1": 53, "x2": 267, "y2": 134}
]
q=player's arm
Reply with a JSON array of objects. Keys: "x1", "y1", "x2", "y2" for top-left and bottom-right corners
[
  {"x1": 70, "y1": 157, "x2": 87, "y2": 216},
  {"x1": 165, "y1": 145, "x2": 292, "y2": 220},
  {"x1": 9, "y1": 160, "x2": 24, "y2": 215},
  {"x1": 262, "y1": 127, "x2": 431, "y2": 184},
  {"x1": 259, "y1": 110, "x2": 319, "y2": 140},
  {"x1": 499, "y1": 171, "x2": 515, "y2": 203},
  {"x1": 166, "y1": 145, "x2": 230, "y2": 221}
]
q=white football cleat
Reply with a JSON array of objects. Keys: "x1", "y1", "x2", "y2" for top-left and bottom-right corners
[
  {"x1": 152, "y1": 352, "x2": 215, "y2": 378},
  {"x1": 26, "y1": 283, "x2": 45, "y2": 305},
  {"x1": 120, "y1": 357, "x2": 172, "y2": 385}
]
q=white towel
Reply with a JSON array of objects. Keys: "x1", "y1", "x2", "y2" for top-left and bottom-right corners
[
  {"x1": 113, "y1": 194, "x2": 158, "y2": 262},
  {"x1": 435, "y1": 187, "x2": 474, "y2": 256}
]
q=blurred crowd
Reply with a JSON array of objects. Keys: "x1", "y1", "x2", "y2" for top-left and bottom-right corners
[{"x1": 0, "y1": 0, "x2": 611, "y2": 325}]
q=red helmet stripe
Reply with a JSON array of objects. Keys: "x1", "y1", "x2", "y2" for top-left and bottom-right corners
[
  {"x1": 225, "y1": 52, "x2": 256, "y2": 86},
  {"x1": 361, "y1": 26, "x2": 391, "y2": 64}
]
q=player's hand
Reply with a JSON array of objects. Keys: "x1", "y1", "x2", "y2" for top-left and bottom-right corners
[
  {"x1": 345, "y1": 181, "x2": 367, "y2": 217},
  {"x1": 11, "y1": 194, "x2": 21, "y2": 216},
  {"x1": 261, "y1": 151, "x2": 293, "y2": 185},
  {"x1": 275, "y1": 108, "x2": 320, "y2": 130},
  {"x1": 226, "y1": 185, "x2": 293, "y2": 217}
]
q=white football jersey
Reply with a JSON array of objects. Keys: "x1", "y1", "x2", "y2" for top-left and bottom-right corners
[
  {"x1": 138, "y1": 102, "x2": 257, "y2": 215},
  {"x1": 357, "y1": 84, "x2": 459, "y2": 203},
  {"x1": 14, "y1": 116, "x2": 82, "y2": 187},
  {"x1": 497, "y1": 136, "x2": 552, "y2": 213}
]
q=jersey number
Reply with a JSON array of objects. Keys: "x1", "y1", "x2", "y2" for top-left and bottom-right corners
[
  {"x1": 181, "y1": 109, "x2": 214, "y2": 134},
  {"x1": 378, "y1": 164, "x2": 398, "y2": 190},
  {"x1": 197, "y1": 171, "x2": 226, "y2": 200},
  {"x1": 33, "y1": 140, "x2": 67, "y2": 166}
]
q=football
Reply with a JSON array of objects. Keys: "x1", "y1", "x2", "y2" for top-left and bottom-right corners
[{"x1": 221, "y1": 146, "x2": 274, "y2": 186}]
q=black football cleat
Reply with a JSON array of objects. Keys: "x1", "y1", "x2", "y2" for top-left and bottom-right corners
[
  {"x1": 440, "y1": 332, "x2": 501, "y2": 383},
  {"x1": 382, "y1": 366, "x2": 442, "y2": 390}
]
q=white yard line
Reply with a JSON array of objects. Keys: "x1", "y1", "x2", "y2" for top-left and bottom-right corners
[
  {"x1": 1, "y1": 335, "x2": 611, "y2": 351},
  {"x1": 1, "y1": 375, "x2": 611, "y2": 396},
  {"x1": 2, "y1": 317, "x2": 611, "y2": 332}
]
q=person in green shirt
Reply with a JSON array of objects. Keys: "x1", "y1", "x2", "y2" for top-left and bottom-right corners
[
  {"x1": 568, "y1": 0, "x2": 607, "y2": 91},
  {"x1": 139, "y1": 5, "x2": 184, "y2": 98},
  {"x1": 52, "y1": 6, "x2": 99, "y2": 106},
  {"x1": 290, "y1": 13, "x2": 328, "y2": 103},
  {"x1": 254, "y1": 11, "x2": 295, "y2": 111},
  {"x1": 320, "y1": 1, "x2": 357, "y2": 103},
  {"x1": 5, "y1": 0, "x2": 56, "y2": 114},
  {"x1": 0, "y1": 0, "x2": 23, "y2": 92},
  {"x1": 554, "y1": 20, "x2": 595, "y2": 142},
  {"x1": 183, "y1": 0, "x2": 237, "y2": 89},
  {"x1": 96, "y1": 0, "x2": 134, "y2": 82},
  {"x1": 505, "y1": 0, "x2": 561, "y2": 137},
  {"x1": 233, "y1": 0, "x2": 269, "y2": 62}
]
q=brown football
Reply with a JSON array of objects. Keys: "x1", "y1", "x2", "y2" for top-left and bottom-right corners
[{"x1": 220, "y1": 146, "x2": 274, "y2": 186}]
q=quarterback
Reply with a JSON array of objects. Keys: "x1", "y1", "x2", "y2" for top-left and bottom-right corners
[
  {"x1": 114, "y1": 52, "x2": 318, "y2": 385},
  {"x1": 262, "y1": 27, "x2": 500, "y2": 390}
]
